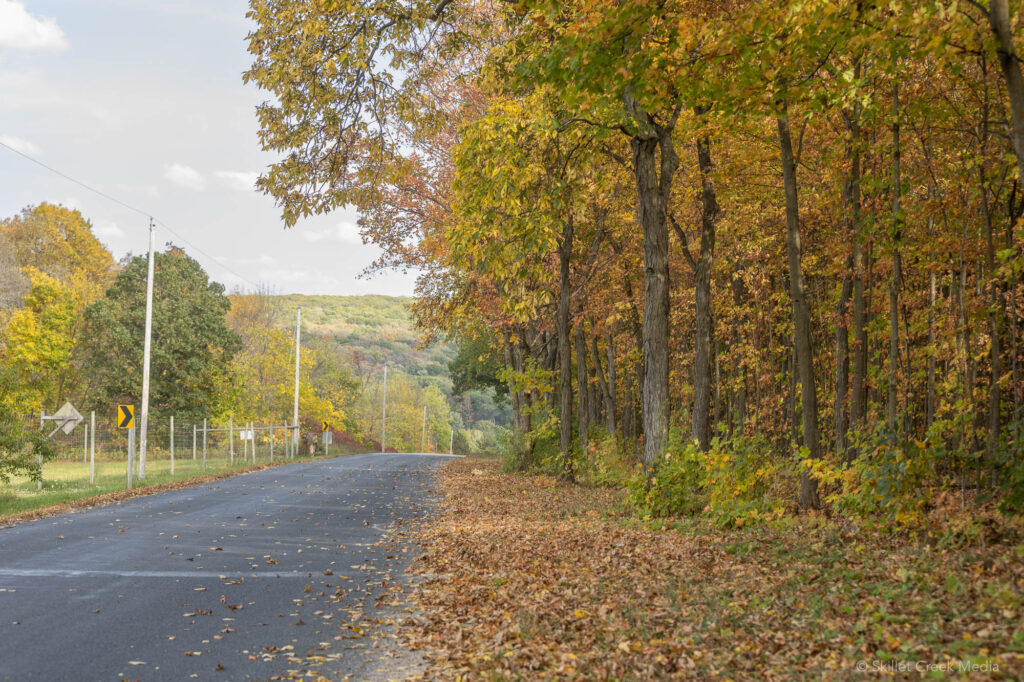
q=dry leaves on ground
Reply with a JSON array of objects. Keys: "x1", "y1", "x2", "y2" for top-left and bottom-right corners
[{"x1": 398, "y1": 457, "x2": 1024, "y2": 680}]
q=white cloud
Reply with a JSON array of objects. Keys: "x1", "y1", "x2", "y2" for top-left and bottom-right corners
[
  {"x1": 215, "y1": 170, "x2": 258, "y2": 192},
  {"x1": 93, "y1": 219, "x2": 123, "y2": 239},
  {"x1": 219, "y1": 254, "x2": 277, "y2": 267},
  {"x1": 163, "y1": 163, "x2": 205, "y2": 191},
  {"x1": 0, "y1": 1, "x2": 68, "y2": 51},
  {"x1": 302, "y1": 221, "x2": 365, "y2": 245},
  {"x1": 0, "y1": 133, "x2": 39, "y2": 155}
]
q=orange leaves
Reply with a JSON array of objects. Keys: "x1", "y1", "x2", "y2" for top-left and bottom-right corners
[{"x1": 398, "y1": 457, "x2": 1024, "y2": 680}]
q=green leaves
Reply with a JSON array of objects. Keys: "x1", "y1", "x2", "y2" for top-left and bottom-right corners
[{"x1": 82, "y1": 249, "x2": 241, "y2": 423}]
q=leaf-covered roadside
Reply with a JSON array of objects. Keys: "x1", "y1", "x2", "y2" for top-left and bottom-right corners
[{"x1": 398, "y1": 458, "x2": 1024, "y2": 679}]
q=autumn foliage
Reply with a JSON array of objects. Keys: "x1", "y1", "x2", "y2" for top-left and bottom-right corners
[{"x1": 245, "y1": 0, "x2": 1024, "y2": 521}]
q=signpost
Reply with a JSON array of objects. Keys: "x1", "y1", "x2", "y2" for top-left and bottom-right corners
[
  {"x1": 119, "y1": 405, "x2": 135, "y2": 490},
  {"x1": 38, "y1": 402, "x2": 84, "y2": 489},
  {"x1": 321, "y1": 421, "x2": 331, "y2": 456}
]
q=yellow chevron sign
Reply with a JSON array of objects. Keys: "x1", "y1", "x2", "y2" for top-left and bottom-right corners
[{"x1": 118, "y1": 405, "x2": 134, "y2": 429}]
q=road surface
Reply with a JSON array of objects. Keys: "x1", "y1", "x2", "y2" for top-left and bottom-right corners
[{"x1": 0, "y1": 453, "x2": 455, "y2": 681}]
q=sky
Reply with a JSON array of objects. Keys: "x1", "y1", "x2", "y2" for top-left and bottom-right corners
[{"x1": 0, "y1": 0, "x2": 420, "y2": 296}]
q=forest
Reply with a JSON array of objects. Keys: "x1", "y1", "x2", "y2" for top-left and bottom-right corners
[{"x1": 244, "y1": 0, "x2": 1024, "y2": 526}]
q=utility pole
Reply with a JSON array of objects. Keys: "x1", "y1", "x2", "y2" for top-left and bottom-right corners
[
  {"x1": 138, "y1": 219, "x2": 156, "y2": 479},
  {"x1": 293, "y1": 308, "x2": 301, "y2": 455},
  {"x1": 421, "y1": 405, "x2": 427, "y2": 453},
  {"x1": 381, "y1": 363, "x2": 387, "y2": 453}
]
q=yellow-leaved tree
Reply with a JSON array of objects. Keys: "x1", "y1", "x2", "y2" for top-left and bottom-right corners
[{"x1": 1, "y1": 268, "x2": 77, "y2": 413}]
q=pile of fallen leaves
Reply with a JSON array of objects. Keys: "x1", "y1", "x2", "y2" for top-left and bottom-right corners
[{"x1": 398, "y1": 457, "x2": 1024, "y2": 679}]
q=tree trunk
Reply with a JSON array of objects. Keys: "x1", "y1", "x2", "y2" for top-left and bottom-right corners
[
  {"x1": 777, "y1": 105, "x2": 821, "y2": 509},
  {"x1": 504, "y1": 330, "x2": 533, "y2": 470},
  {"x1": 982, "y1": 166, "x2": 1002, "y2": 475},
  {"x1": 623, "y1": 372, "x2": 635, "y2": 441},
  {"x1": 848, "y1": 108, "x2": 868, "y2": 433},
  {"x1": 503, "y1": 332, "x2": 522, "y2": 437},
  {"x1": 606, "y1": 331, "x2": 618, "y2": 436},
  {"x1": 988, "y1": 0, "x2": 1024, "y2": 184},
  {"x1": 557, "y1": 218, "x2": 575, "y2": 480},
  {"x1": 588, "y1": 346, "x2": 600, "y2": 427},
  {"x1": 575, "y1": 322, "x2": 589, "y2": 454},
  {"x1": 837, "y1": 74, "x2": 862, "y2": 456},
  {"x1": 631, "y1": 126, "x2": 678, "y2": 471},
  {"x1": 835, "y1": 274, "x2": 853, "y2": 457},
  {"x1": 927, "y1": 200, "x2": 937, "y2": 428},
  {"x1": 888, "y1": 78, "x2": 904, "y2": 433},
  {"x1": 692, "y1": 131, "x2": 719, "y2": 451},
  {"x1": 544, "y1": 331, "x2": 559, "y2": 416}
]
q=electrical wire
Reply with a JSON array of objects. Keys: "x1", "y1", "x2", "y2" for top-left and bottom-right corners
[{"x1": 0, "y1": 140, "x2": 260, "y2": 289}]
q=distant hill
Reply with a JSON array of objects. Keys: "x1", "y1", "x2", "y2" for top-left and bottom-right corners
[{"x1": 274, "y1": 294, "x2": 453, "y2": 381}]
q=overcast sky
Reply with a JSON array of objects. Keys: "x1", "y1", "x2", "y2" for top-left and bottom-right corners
[{"x1": 0, "y1": 0, "x2": 419, "y2": 296}]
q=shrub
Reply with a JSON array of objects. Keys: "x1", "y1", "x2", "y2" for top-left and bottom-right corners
[
  {"x1": 806, "y1": 422, "x2": 941, "y2": 528},
  {"x1": 576, "y1": 430, "x2": 634, "y2": 487},
  {"x1": 626, "y1": 429, "x2": 785, "y2": 527}
]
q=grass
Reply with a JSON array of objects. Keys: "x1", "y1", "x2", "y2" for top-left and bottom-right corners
[{"x1": 0, "y1": 445, "x2": 366, "y2": 520}]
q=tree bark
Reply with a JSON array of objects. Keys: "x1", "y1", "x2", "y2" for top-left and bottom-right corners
[
  {"x1": 777, "y1": 105, "x2": 821, "y2": 509},
  {"x1": 557, "y1": 217, "x2": 575, "y2": 480},
  {"x1": 504, "y1": 330, "x2": 533, "y2": 470},
  {"x1": 888, "y1": 78, "x2": 904, "y2": 432},
  {"x1": 982, "y1": 166, "x2": 1002, "y2": 474},
  {"x1": 848, "y1": 109, "x2": 868, "y2": 432},
  {"x1": 692, "y1": 129, "x2": 719, "y2": 451},
  {"x1": 575, "y1": 322, "x2": 589, "y2": 453},
  {"x1": 631, "y1": 124, "x2": 678, "y2": 471},
  {"x1": 835, "y1": 274, "x2": 853, "y2": 457},
  {"x1": 927, "y1": 194, "x2": 937, "y2": 428},
  {"x1": 988, "y1": 0, "x2": 1024, "y2": 185},
  {"x1": 605, "y1": 331, "x2": 618, "y2": 436}
]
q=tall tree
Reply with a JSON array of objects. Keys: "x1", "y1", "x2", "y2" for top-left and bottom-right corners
[{"x1": 83, "y1": 247, "x2": 241, "y2": 423}]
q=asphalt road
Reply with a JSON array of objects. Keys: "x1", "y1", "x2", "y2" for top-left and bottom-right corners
[{"x1": 0, "y1": 453, "x2": 455, "y2": 681}]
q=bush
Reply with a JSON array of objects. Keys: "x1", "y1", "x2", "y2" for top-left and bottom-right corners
[
  {"x1": 575, "y1": 430, "x2": 634, "y2": 487},
  {"x1": 806, "y1": 422, "x2": 941, "y2": 528},
  {"x1": 997, "y1": 420, "x2": 1024, "y2": 514},
  {"x1": 626, "y1": 429, "x2": 786, "y2": 527}
]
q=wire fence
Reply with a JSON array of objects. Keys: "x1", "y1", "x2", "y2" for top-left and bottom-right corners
[
  {"x1": 31, "y1": 413, "x2": 303, "y2": 464},
  {"x1": 2, "y1": 412, "x2": 335, "y2": 499}
]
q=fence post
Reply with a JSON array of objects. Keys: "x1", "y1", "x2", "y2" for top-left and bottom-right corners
[
  {"x1": 90, "y1": 411, "x2": 96, "y2": 484},
  {"x1": 192, "y1": 423, "x2": 196, "y2": 460},
  {"x1": 251, "y1": 422, "x2": 256, "y2": 463},
  {"x1": 84, "y1": 423, "x2": 88, "y2": 462},
  {"x1": 170, "y1": 415, "x2": 175, "y2": 476},
  {"x1": 38, "y1": 412, "x2": 43, "y2": 490},
  {"x1": 229, "y1": 416, "x2": 234, "y2": 464},
  {"x1": 202, "y1": 418, "x2": 207, "y2": 469},
  {"x1": 270, "y1": 425, "x2": 274, "y2": 462}
]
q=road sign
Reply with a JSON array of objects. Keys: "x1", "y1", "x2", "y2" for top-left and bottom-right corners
[
  {"x1": 321, "y1": 421, "x2": 329, "y2": 432},
  {"x1": 52, "y1": 402, "x2": 83, "y2": 434},
  {"x1": 239, "y1": 429, "x2": 254, "y2": 441},
  {"x1": 118, "y1": 405, "x2": 135, "y2": 429},
  {"x1": 322, "y1": 431, "x2": 332, "y2": 445}
]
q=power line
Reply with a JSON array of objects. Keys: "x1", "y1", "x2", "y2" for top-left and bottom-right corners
[{"x1": 0, "y1": 140, "x2": 260, "y2": 289}]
